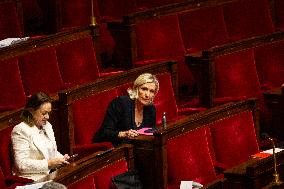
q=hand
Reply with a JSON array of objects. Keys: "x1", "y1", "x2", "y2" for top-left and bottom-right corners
[
  {"x1": 48, "y1": 156, "x2": 70, "y2": 169},
  {"x1": 118, "y1": 129, "x2": 139, "y2": 138}
]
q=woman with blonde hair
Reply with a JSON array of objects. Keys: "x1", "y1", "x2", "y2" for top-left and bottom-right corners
[{"x1": 93, "y1": 73, "x2": 159, "y2": 146}]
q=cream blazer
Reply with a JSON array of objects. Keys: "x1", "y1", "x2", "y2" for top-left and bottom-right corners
[{"x1": 11, "y1": 121, "x2": 63, "y2": 181}]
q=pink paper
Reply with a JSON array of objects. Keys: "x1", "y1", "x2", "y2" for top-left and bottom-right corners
[{"x1": 137, "y1": 128, "x2": 153, "y2": 136}]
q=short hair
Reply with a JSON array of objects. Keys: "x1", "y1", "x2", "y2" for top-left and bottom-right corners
[
  {"x1": 127, "y1": 73, "x2": 159, "y2": 100},
  {"x1": 41, "y1": 181, "x2": 67, "y2": 189},
  {"x1": 21, "y1": 92, "x2": 52, "y2": 125}
]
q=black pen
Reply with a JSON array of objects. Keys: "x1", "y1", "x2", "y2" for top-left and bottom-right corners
[{"x1": 95, "y1": 148, "x2": 113, "y2": 157}]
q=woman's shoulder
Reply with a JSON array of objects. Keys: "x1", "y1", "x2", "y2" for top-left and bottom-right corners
[
  {"x1": 112, "y1": 96, "x2": 132, "y2": 104},
  {"x1": 12, "y1": 122, "x2": 33, "y2": 135}
]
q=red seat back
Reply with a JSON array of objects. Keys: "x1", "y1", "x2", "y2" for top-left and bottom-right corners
[
  {"x1": 97, "y1": 0, "x2": 137, "y2": 20},
  {"x1": 92, "y1": 159, "x2": 128, "y2": 189},
  {"x1": 178, "y1": 6, "x2": 229, "y2": 51},
  {"x1": 59, "y1": 0, "x2": 100, "y2": 28},
  {"x1": 167, "y1": 127, "x2": 217, "y2": 186},
  {"x1": 55, "y1": 36, "x2": 100, "y2": 86},
  {"x1": 72, "y1": 89, "x2": 118, "y2": 145},
  {"x1": 223, "y1": 0, "x2": 274, "y2": 41},
  {"x1": 214, "y1": 49, "x2": 261, "y2": 100},
  {"x1": 154, "y1": 73, "x2": 178, "y2": 125},
  {"x1": 275, "y1": 0, "x2": 284, "y2": 30},
  {"x1": 19, "y1": 47, "x2": 64, "y2": 96},
  {"x1": 134, "y1": 14, "x2": 195, "y2": 96},
  {"x1": 254, "y1": 41, "x2": 284, "y2": 88},
  {"x1": 209, "y1": 111, "x2": 259, "y2": 168},
  {"x1": 0, "y1": 58, "x2": 26, "y2": 111},
  {"x1": 0, "y1": 126, "x2": 14, "y2": 176}
]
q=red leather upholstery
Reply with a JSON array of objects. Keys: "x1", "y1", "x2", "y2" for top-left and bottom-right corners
[
  {"x1": 178, "y1": 6, "x2": 229, "y2": 52},
  {"x1": 0, "y1": 1, "x2": 22, "y2": 40},
  {"x1": 167, "y1": 127, "x2": 217, "y2": 187},
  {"x1": 55, "y1": 36, "x2": 100, "y2": 86},
  {"x1": 18, "y1": 47, "x2": 65, "y2": 96},
  {"x1": 0, "y1": 58, "x2": 26, "y2": 112},
  {"x1": 93, "y1": 159, "x2": 128, "y2": 189},
  {"x1": 223, "y1": 0, "x2": 274, "y2": 41},
  {"x1": 208, "y1": 111, "x2": 259, "y2": 168}
]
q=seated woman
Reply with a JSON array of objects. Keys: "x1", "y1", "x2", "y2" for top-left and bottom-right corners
[
  {"x1": 11, "y1": 92, "x2": 70, "y2": 181},
  {"x1": 93, "y1": 73, "x2": 159, "y2": 146}
]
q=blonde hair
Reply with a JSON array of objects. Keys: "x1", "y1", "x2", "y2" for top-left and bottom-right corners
[{"x1": 127, "y1": 73, "x2": 159, "y2": 100}]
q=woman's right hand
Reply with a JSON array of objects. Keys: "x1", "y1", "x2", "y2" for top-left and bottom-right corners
[
  {"x1": 118, "y1": 129, "x2": 139, "y2": 138},
  {"x1": 48, "y1": 156, "x2": 70, "y2": 169}
]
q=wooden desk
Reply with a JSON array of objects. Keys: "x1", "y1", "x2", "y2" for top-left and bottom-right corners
[
  {"x1": 224, "y1": 151, "x2": 284, "y2": 189},
  {"x1": 263, "y1": 87, "x2": 284, "y2": 141},
  {"x1": 38, "y1": 145, "x2": 134, "y2": 187}
]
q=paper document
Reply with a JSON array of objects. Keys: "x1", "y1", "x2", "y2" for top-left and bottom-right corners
[
  {"x1": 180, "y1": 181, "x2": 203, "y2": 189},
  {"x1": 262, "y1": 148, "x2": 284, "y2": 154},
  {"x1": 0, "y1": 37, "x2": 29, "y2": 47},
  {"x1": 15, "y1": 180, "x2": 52, "y2": 189}
]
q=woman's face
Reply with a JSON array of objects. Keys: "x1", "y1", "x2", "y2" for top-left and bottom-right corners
[
  {"x1": 137, "y1": 82, "x2": 156, "y2": 106},
  {"x1": 32, "y1": 102, "x2": 52, "y2": 127}
]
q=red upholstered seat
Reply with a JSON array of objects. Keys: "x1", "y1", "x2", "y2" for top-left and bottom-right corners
[
  {"x1": 208, "y1": 111, "x2": 259, "y2": 168},
  {"x1": 0, "y1": 58, "x2": 26, "y2": 112},
  {"x1": 254, "y1": 41, "x2": 284, "y2": 88},
  {"x1": 67, "y1": 175, "x2": 96, "y2": 189},
  {"x1": 167, "y1": 127, "x2": 217, "y2": 187},
  {"x1": 18, "y1": 47, "x2": 65, "y2": 96},
  {"x1": 0, "y1": 127, "x2": 33, "y2": 186},
  {"x1": 55, "y1": 36, "x2": 100, "y2": 86},
  {"x1": 0, "y1": 1, "x2": 22, "y2": 40},
  {"x1": 71, "y1": 89, "x2": 118, "y2": 156},
  {"x1": 213, "y1": 49, "x2": 262, "y2": 104},
  {"x1": 178, "y1": 6, "x2": 229, "y2": 52},
  {"x1": 134, "y1": 14, "x2": 195, "y2": 97},
  {"x1": 223, "y1": 0, "x2": 274, "y2": 41},
  {"x1": 92, "y1": 159, "x2": 128, "y2": 189}
]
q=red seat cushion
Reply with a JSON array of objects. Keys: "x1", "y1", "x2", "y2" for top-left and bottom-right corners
[
  {"x1": 209, "y1": 111, "x2": 259, "y2": 168},
  {"x1": 0, "y1": 58, "x2": 26, "y2": 111},
  {"x1": 72, "y1": 89, "x2": 118, "y2": 145},
  {"x1": 19, "y1": 47, "x2": 64, "y2": 96},
  {"x1": 167, "y1": 127, "x2": 217, "y2": 186}
]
